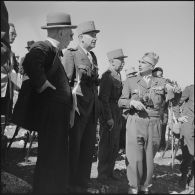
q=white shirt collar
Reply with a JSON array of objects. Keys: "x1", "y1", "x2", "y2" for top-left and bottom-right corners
[
  {"x1": 79, "y1": 44, "x2": 90, "y2": 55},
  {"x1": 46, "y1": 37, "x2": 60, "y2": 48}
]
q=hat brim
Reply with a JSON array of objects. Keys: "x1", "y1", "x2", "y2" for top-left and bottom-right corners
[
  {"x1": 79, "y1": 30, "x2": 100, "y2": 35},
  {"x1": 41, "y1": 25, "x2": 77, "y2": 29},
  {"x1": 114, "y1": 56, "x2": 128, "y2": 59}
]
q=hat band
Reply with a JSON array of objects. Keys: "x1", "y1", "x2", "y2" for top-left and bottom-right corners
[{"x1": 47, "y1": 22, "x2": 71, "y2": 26}]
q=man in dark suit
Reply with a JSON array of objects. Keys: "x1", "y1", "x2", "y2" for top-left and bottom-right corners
[
  {"x1": 22, "y1": 12, "x2": 77, "y2": 193},
  {"x1": 61, "y1": 21, "x2": 100, "y2": 193},
  {"x1": 97, "y1": 49, "x2": 127, "y2": 182}
]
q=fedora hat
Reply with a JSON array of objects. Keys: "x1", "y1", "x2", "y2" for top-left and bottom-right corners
[
  {"x1": 107, "y1": 49, "x2": 128, "y2": 60},
  {"x1": 41, "y1": 12, "x2": 77, "y2": 29},
  {"x1": 140, "y1": 52, "x2": 159, "y2": 66},
  {"x1": 25, "y1": 40, "x2": 35, "y2": 49},
  {"x1": 77, "y1": 21, "x2": 100, "y2": 36},
  {"x1": 125, "y1": 66, "x2": 137, "y2": 76}
]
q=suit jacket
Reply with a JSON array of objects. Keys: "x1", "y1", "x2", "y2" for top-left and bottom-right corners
[
  {"x1": 23, "y1": 40, "x2": 72, "y2": 105},
  {"x1": 62, "y1": 45, "x2": 99, "y2": 121}
]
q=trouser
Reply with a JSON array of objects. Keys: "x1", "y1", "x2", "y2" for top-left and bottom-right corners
[
  {"x1": 97, "y1": 117, "x2": 122, "y2": 178},
  {"x1": 69, "y1": 112, "x2": 97, "y2": 188},
  {"x1": 159, "y1": 124, "x2": 167, "y2": 150},
  {"x1": 119, "y1": 116, "x2": 126, "y2": 150},
  {"x1": 126, "y1": 115, "x2": 162, "y2": 189},
  {"x1": 33, "y1": 101, "x2": 70, "y2": 194},
  {"x1": 180, "y1": 137, "x2": 194, "y2": 178}
]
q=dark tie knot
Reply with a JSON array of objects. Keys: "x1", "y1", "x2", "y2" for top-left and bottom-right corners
[{"x1": 58, "y1": 50, "x2": 63, "y2": 57}]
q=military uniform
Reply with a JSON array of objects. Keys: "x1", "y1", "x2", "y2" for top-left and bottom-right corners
[
  {"x1": 118, "y1": 74, "x2": 169, "y2": 189},
  {"x1": 62, "y1": 45, "x2": 99, "y2": 189},
  {"x1": 98, "y1": 67, "x2": 123, "y2": 179},
  {"x1": 178, "y1": 85, "x2": 194, "y2": 187}
]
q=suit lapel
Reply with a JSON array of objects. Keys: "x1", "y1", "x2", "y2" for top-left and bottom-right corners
[{"x1": 77, "y1": 46, "x2": 92, "y2": 67}]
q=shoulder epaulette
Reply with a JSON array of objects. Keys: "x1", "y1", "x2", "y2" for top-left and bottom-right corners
[{"x1": 67, "y1": 47, "x2": 78, "y2": 51}]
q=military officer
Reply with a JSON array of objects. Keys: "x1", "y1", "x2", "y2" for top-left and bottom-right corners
[
  {"x1": 61, "y1": 21, "x2": 100, "y2": 192},
  {"x1": 97, "y1": 49, "x2": 127, "y2": 181},
  {"x1": 118, "y1": 52, "x2": 179, "y2": 194},
  {"x1": 177, "y1": 84, "x2": 194, "y2": 189}
]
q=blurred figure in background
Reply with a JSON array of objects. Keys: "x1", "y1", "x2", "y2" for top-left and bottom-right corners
[{"x1": 177, "y1": 84, "x2": 194, "y2": 190}]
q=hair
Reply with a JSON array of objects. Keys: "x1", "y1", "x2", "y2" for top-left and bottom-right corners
[{"x1": 152, "y1": 67, "x2": 163, "y2": 73}]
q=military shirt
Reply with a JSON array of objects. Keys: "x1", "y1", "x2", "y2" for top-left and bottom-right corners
[
  {"x1": 118, "y1": 75, "x2": 168, "y2": 117},
  {"x1": 179, "y1": 84, "x2": 194, "y2": 119}
]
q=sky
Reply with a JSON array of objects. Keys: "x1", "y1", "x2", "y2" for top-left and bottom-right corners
[{"x1": 5, "y1": 1, "x2": 194, "y2": 89}]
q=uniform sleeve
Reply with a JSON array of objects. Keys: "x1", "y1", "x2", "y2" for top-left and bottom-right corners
[
  {"x1": 118, "y1": 79, "x2": 131, "y2": 109},
  {"x1": 23, "y1": 47, "x2": 47, "y2": 90},
  {"x1": 99, "y1": 74, "x2": 113, "y2": 121},
  {"x1": 61, "y1": 49, "x2": 75, "y2": 81}
]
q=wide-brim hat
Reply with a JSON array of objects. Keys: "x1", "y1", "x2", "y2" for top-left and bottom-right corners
[
  {"x1": 77, "y1": 21, "x2": 100, "y2": 36},
  {"x1": 125, "y1": 66, "x2": 137, "y2": 75},
  {"x1": 107, "y1": 49, "x2": 128, "y2": 60},
  {"x1": 41, "y1": 12, "x2": 77, "y2": 29},
  {"x1": 25, "y1": 40, "x2": 35, "y2": 48},
  {"x1": 140, "y1": 52, "x2": 159, "y2": 66}
]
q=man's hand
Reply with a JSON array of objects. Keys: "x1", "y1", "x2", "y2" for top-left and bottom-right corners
[
  {"x1": 130, "y1": 99, "x2": 146, "y2": 111},
  {"x1": 37, "y1": 80, "x2": 56, "y2": 93},
  {"x1": 107, "y1": 118, "x2": 114, "y2": 131},
  {"x1": 178, "y1": 115, "x2": 188, "y2": 123}
]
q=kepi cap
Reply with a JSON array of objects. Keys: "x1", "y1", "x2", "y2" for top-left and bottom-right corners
[
  {"x1": 107, "y1": 49, "x2": 128, "y2": 60},
  {"x1": 77, "y1": 21, "x2": 100, "y2": 36}
]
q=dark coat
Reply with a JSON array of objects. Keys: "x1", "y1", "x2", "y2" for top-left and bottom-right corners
[
  {"x1": 22, "y1": 40, "x2": 71, "y2": 193},
  {"x1": 62, "y1": 45, "x2": 100, "y2": 121}
]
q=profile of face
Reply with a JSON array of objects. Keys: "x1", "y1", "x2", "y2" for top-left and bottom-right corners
[
  {"x1": 138, "y1": 60, "x2": 153, "y2": 73},
  {"x1": 9, "y1": 25, "x2": 17, "y2": 44},
  {"x1": 58, "y1": 28, "x2": 74, "y2": 49},
  {"x1": 111, "y1": 58, "x2": 125, "y2": 72},
  {"x1": 79, "y1": 32, "x2": 97, "y2": 50}
]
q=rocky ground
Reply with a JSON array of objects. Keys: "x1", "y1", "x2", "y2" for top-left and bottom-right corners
[{"x1": 1, "y1": 125, "x2": 194, "y2": 194}]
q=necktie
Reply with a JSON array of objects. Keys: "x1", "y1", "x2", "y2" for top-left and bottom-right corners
[
  {"x1": 58, "y1": 50, "x2": 63, "y2": 57},
  {"x1": 87, "y1": 52, "x2": 93, "y2": 64}
]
